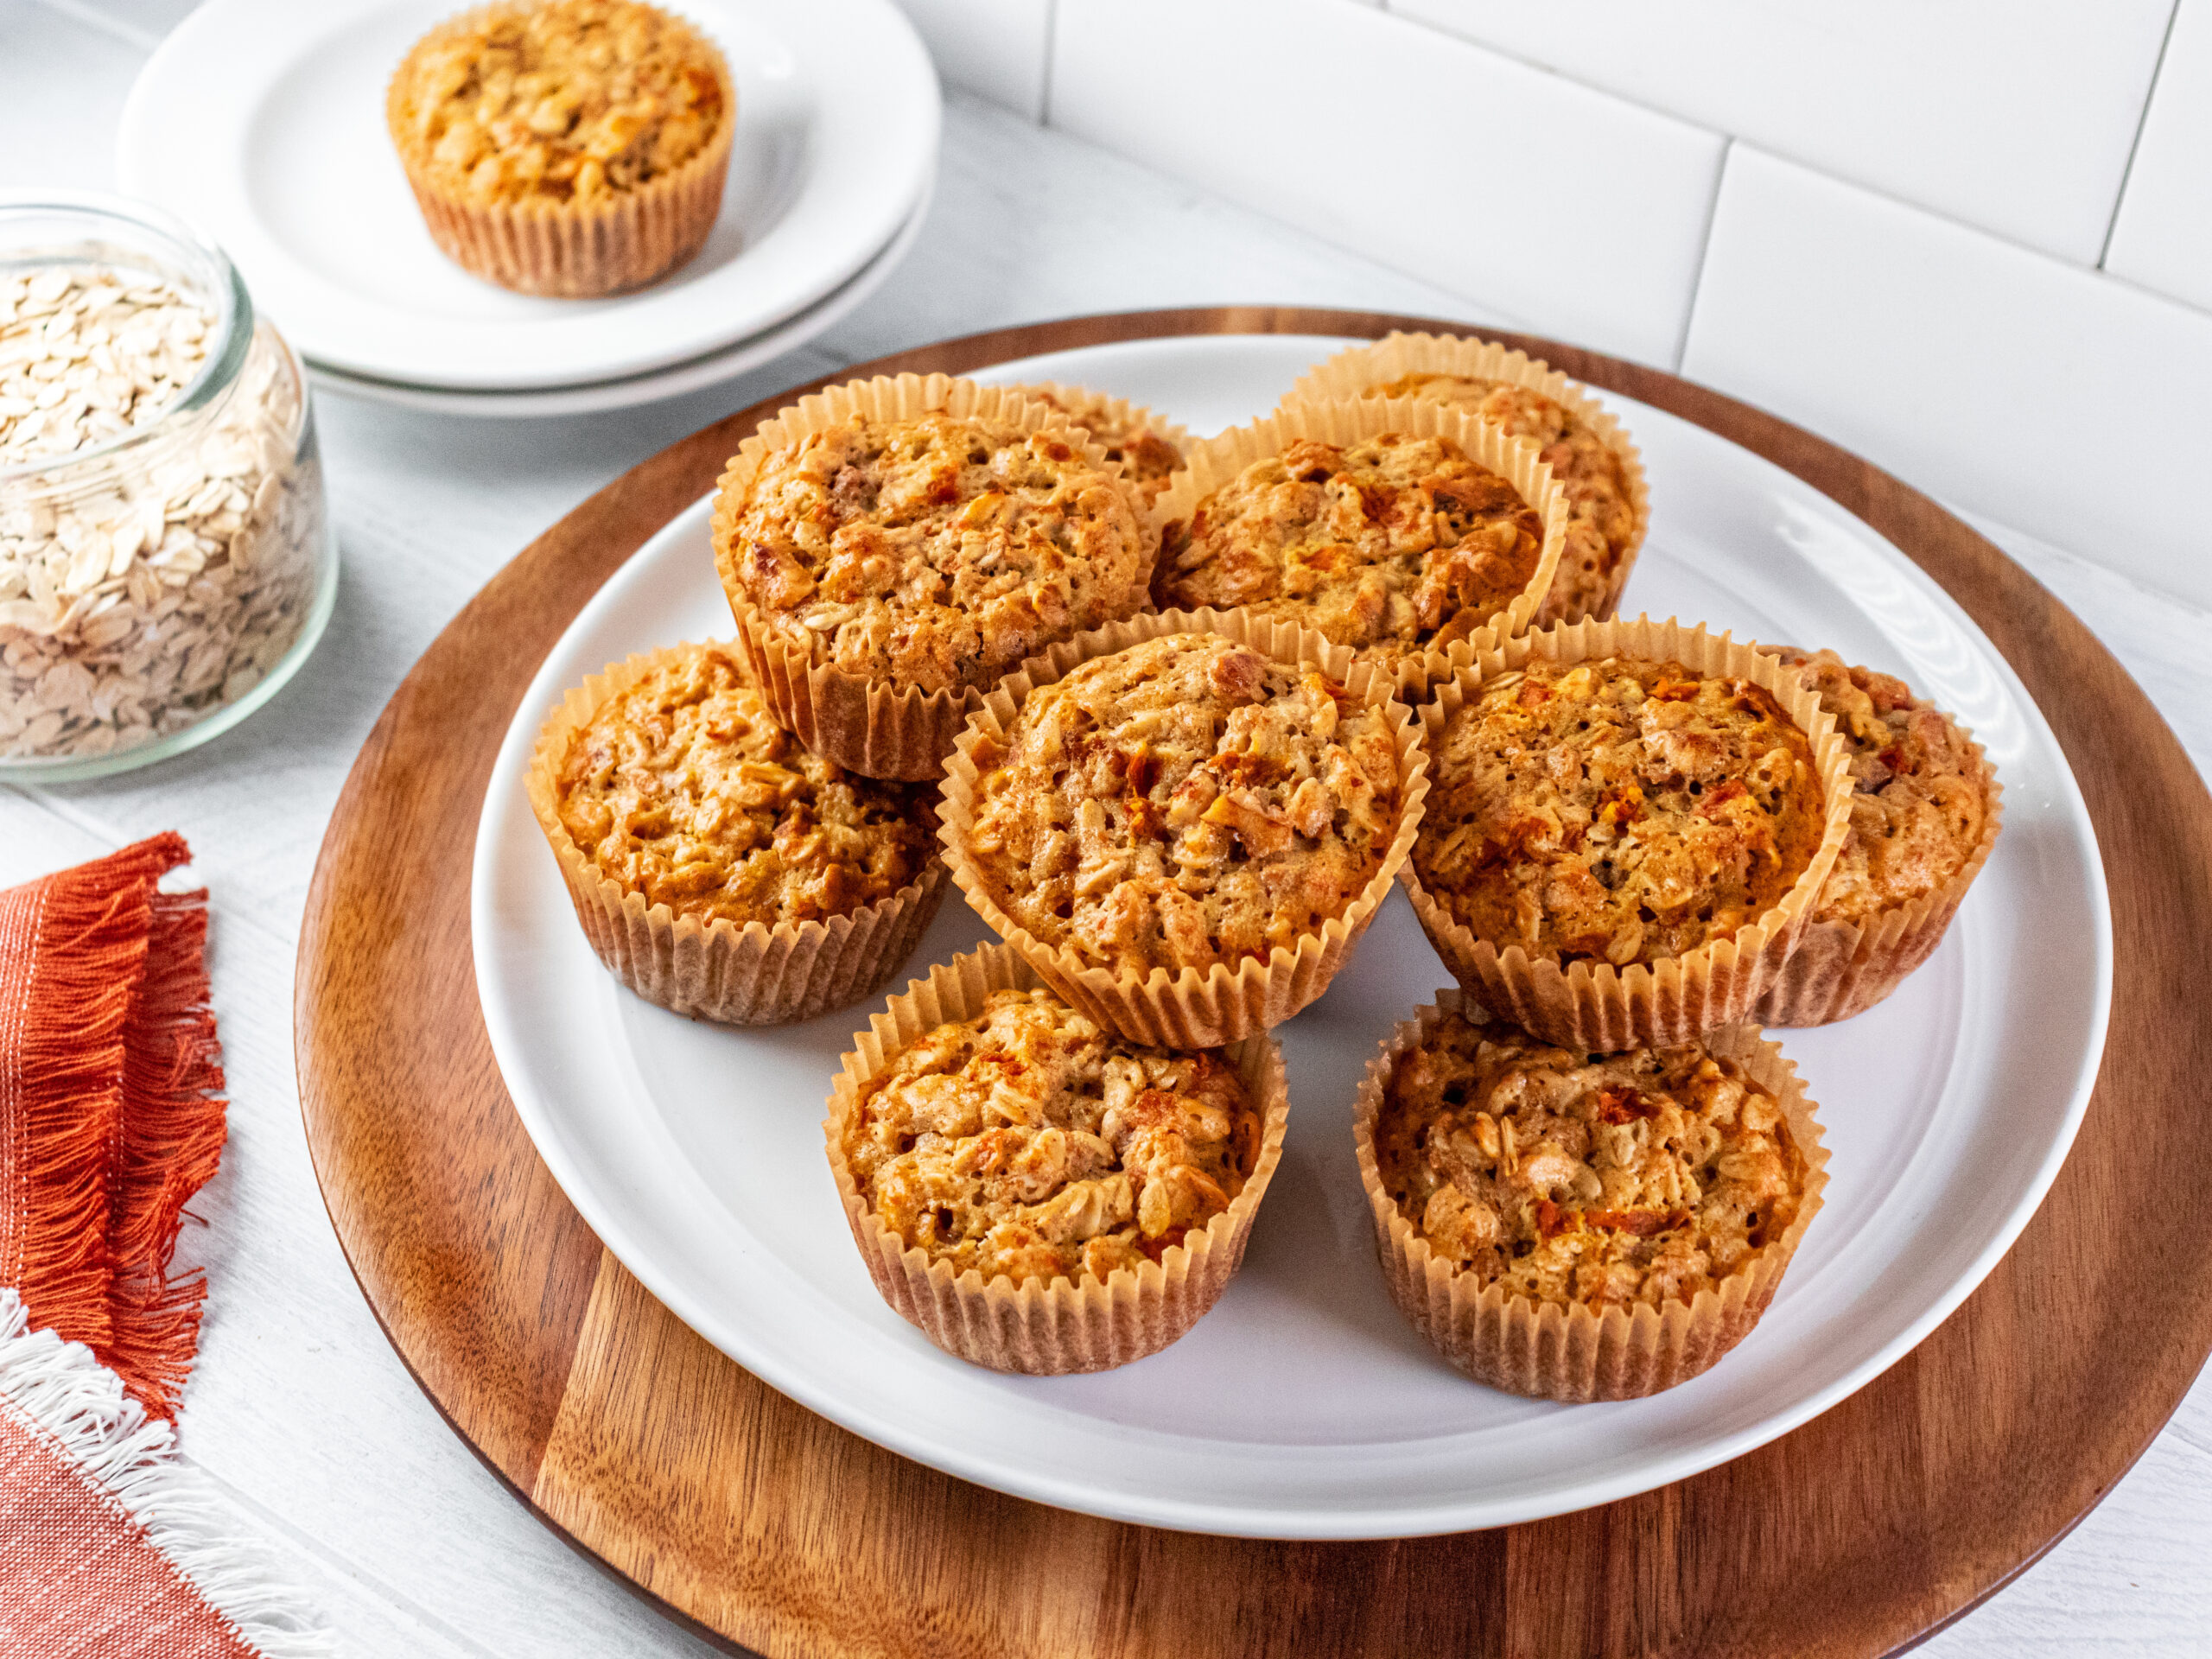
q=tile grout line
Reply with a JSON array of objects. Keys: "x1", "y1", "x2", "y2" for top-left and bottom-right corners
[
  {"x1": 25, "y1": 0, "x2": 159, "y2": 54},
  {"x1": 1370, "y1": 0, "x2": 2205, "y2": 295},
  {"x1": 1670, "y1": 137, "x2": 1732, "y2": 374},
  {"x1": 2099, "y1": 0, "x2": 2182, "y2": 270}
]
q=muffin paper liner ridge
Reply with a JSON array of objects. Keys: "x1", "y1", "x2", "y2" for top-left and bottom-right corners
[
  {"x1": 1281, "y1": 331, "x2": 1651, "y2": 626},
  {"x1": 1753, "y1": 699, "x2": 2005, "y2": 1027},
  {"x1": 1351, "y1": 989, "x2": 1827, "y2": 1401},
  {"x1": 1401, "y1": 617, "x2": 1857, "y2": 1051},
  {"x1": 823, "y1": 944, "x2": 1291, "y2": 1375},
  {"x1": 525, "y1": 645, "x2": 948, "y2": 1027},
  {"x1": 1150, "y1": 396, "x2": 1570, "y2": 702},
  {"x1": 387, "y1": 5, "x2": 738, "y2": 298},
  {"x1": 713, "y1": 373, "x2": 1156, "y2": 781},
  {"x1": 938, "y1": 606, "x2": 1433, "y2": 1048}
]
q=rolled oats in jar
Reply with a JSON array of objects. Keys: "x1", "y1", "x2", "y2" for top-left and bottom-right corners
[{"x1": 0, "y1": 196, "x2": 333, "y2": 778}]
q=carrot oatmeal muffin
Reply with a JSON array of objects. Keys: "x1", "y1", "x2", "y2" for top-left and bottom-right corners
[
  {"x1": 721, "y1": 411, "x2": 1148, "y2": 699},
  {"x1": 1355, "y1": 995, "x2": 1822, "y2": 1398},
  {"x1": 1754, "y1": 648, "x2": 2001, "y2": 1024},
  {"x1": 552, "y1": 644, "x2": 935, "y2": 926},
  {"x1": 1414, "y1": 657, "x2": 1826, "y2": 969},
  {"x1": 1015, "y1": 385, "x2": 1187, "y2": 503},
  {"x1": 960, "y1": 632, "x2": 1404, "y2": 979},
  {"x1": 528, "y1": 643, "x2": 944, "y2": 1024},
  {"x1": 827, "y1": 948, "x2": 1290, "y2": 1370},
  {"x1": 1153, "y1": 434, "x2": 1546, "y2": 678},
  {"x1": 840, "y1": 988, "x2": 1262, "y2": 1286},
  {"x1": 388, "y1": 0, "x2": 733, "y2": 295},
  {"x1": 1364, "y1": 372, "x2": 1636, "y2": 624}
]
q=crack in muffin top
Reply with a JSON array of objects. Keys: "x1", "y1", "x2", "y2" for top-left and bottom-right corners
[
  {"x1": 1153, "y1": 433, "x2": 1545, "y2": 675},
  {"x1": 1414, "y1": 657, "x2": 1825, "y2": 966},
  {"x1": 722, "y1": 411, "x2": 1147, "y2": 696},
  {"x1": 390, "y1": 0, "x2": 727, "y2": 207},
  {"x1": 963, "y1": 633, "x2": 1403, "y2": 977},
  {"x1": 1372, "y1": 1007, "x2": 1805, "y2": 1308},
  {"x1": 842, "y1": 988, "x2": 1262, "y2": 1287},
  {"x1": 1365, "y1": 372, "x2": 1634, "y2": 621},
  {"x1": 1767, "y1": 648, "x2": 1989, "y2": 925},
  {"x1": 556, "y1": 645, "x2": 935, "y2": 929}
]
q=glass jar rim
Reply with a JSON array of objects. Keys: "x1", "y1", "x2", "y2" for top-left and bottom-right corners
[{"x1": 0, "y1": 190, "x2": 256, "y2": 486}]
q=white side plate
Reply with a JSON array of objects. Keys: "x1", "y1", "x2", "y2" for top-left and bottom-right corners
[
  {"x1": 471, "y1": 335, "x2": 2110, "y2": 1538},
  {"x1": 304, "y1": 180, "x2": 930, "y2": 417},
  {"x1": 118, "y1": 0, "x2": 939, "y2": 391}
]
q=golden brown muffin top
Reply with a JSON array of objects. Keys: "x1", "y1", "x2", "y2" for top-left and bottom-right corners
[
  {"x1": 722, "y1": 412, "x2": 1147, "y2": 696},
  {"x1": 964, "y1": 633, "x2": 1403, "y2": 977},
  {"x1": 555, "y1": 645, "x2": 934, "y2": 928},
  {"x1": 1019, "y1": 386, "x2": 1185, "y2": 502},
  {"x1": 1414, "y1": 658, "x2": 1825, "y2": 966},
  {"x1": 1767, "y1": 648, "x2": 1989, "y2": 925},
  {"x1": 1366, "y1": 373, "x2": 1635, "y2": 623},
  {"x1": 1371, "y1": 1007, "x2": 1805, "y2": 1308},
  {"x1": 390, "y1": 0, "x2": 727, "y2": 207},
  {"x1": 1154, "y1": 434, "x2": 1545, "y2": 675},
  {"x1": 842, "y1": 988, "x2": 1261, "y2": 1287}
]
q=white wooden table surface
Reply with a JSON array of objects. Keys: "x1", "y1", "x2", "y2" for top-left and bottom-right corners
[{"x1": 3, "y1": 3, "x2": 2209, "y2": 1653}]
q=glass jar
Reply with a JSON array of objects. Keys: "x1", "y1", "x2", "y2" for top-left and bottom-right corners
[{"x1": 0, "y1": 194, "x2": 335, "y2": 780}]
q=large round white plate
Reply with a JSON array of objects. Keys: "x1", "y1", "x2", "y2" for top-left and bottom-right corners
[
  {"x1": 470, "y1": 336, "x2": 2111, "y2": 1539},
  {"x1": 117, "y1": 0, "x2": 938, "y2": 391},
  {"x1": 304, "y1": 180, "x2": 929, "y2": 417}
]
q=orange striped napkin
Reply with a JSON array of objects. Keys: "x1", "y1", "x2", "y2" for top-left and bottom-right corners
[{"x1": 0, "y1": 834, "x2": 324, "y2": 1656}]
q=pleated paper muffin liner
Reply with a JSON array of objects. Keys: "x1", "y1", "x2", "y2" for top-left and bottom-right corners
[
  {"x1": 1001, "y1": 381, "x2": 1194, "y2": 502},
  {"x1": 939, "y1": 607, "x2": 1431, "y2": 1047},
  {"x1": 1755, "y1": 724, "x2": 2005, "y2": 1027},
  {"x1": 712, "y1": 373, "x2": 1152, "y2": 781},
  {"x1": 1281, "y1": 332, "x2": 1651, "y2": 626},
  {"x1": 1402, "y1": 617, "x2": 1856, "y2": 1051},
  {"x1": 387, "y1": 6, "x2": 736, "y2": 298},
  {"x1": 526, "y1": 645, "x2": 947, "y2": 1027},
  {"x1": 1351, "y1": 989, "x2": 1828, "y2": 1401},
  {"x1": 823, "y1": 944, "x2": 1290, "y2": 1374},
  {"x1": 1150, "y1": 396, "x2": 1567, "y2": 703}
]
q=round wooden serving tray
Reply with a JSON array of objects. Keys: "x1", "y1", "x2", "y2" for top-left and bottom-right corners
[{"x1": 297, "y1": 308, "x2": 2212, "y2": 1658}]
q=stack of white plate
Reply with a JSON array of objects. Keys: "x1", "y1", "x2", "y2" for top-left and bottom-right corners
[{"x1": 116, "y1": 0, "x2": 940, "y2": 416}]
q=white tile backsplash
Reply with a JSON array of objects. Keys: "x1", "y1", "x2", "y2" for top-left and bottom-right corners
[
  {"x1": 1390, "y1": 0, "x2": 2175, "y2": 265},
  {"x1": 1682, "y1": 145, "x2": 2212, "y2": 613},
  {"x1": 1046, "y1": 0, "x2": 1726, "y2": 369},
  {"x1": 2106, "y1": 0, "x2": 2212, "y2": 312},
  {"x1": 888, "y1": 0, "x2": 1051, "y2": 122}
]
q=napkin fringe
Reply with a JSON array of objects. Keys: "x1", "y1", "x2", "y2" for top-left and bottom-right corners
[
  {"x1": 107, "y1": 883, "x2": 226, "y2": 1419},
  {"x1": 3, "y1": 846, "x2": 158, "y2": 1355},
  {"x1": 0, "y1": 1289, "x2": 329, "y2": 1656}
]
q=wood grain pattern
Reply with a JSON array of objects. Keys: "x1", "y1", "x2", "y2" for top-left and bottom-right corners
[{"x1": 295, "y1": 308, "x2": 2212, "y2": 1658}]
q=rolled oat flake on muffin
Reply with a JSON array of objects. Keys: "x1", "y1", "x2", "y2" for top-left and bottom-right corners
[
  {"x1": 1154, "y1": 432, "x2": 1545, "y2": 677},
  {"x1": 1416, "y1": 656, "x2": 1827, "y2": 969},
  {"x1": 963, "y1": 632, "x2": 1404, "y2": 978},
  {"x1": 725, "y1": 411, "x2": 1148, "y2": 697},
  {"x1": 553, "y1": 644, "x2": 936, "y2": 928},
  {"x1": 841, "y1": 987, "x2": 1264, "y2": 1289}
]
